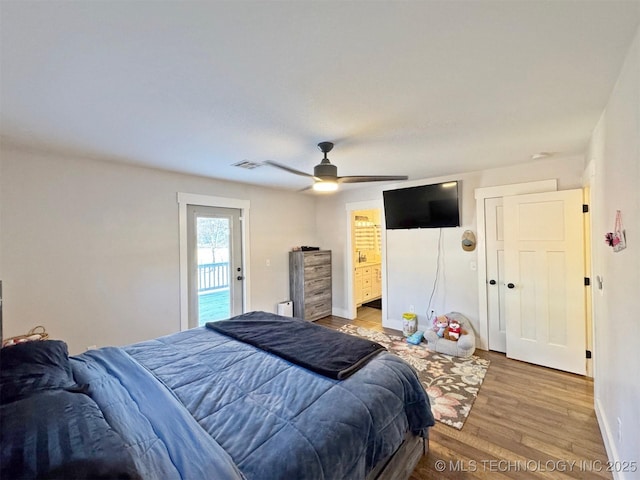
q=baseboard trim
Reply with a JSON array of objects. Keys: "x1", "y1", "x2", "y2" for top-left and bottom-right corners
[
  {"x1": 384, "y1": 318, "x2": 434, "y2": 333},
  {"x1": 595, "y1": 398, "x2": 621, "y2": 479},
  {"x1": 332, "y1": 307, "x2": 351, "y2": 319},
  {"x1": 383, "y1": 317, "x2": 403, "y2": 331}
]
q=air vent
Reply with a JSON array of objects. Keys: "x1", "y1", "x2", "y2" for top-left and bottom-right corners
[{"x1": 232, "y1": 160, "x2": 262, "y2": 170}]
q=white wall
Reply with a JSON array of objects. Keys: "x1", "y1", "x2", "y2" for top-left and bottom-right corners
[
  {"x1": 316, "y1": 155, "x2": 585, "y2": 333},
  {"x1": 0, "y1": 145, "x2": 319, "y2": 354},
  {"x1": 0, "y1": 140, "x2": 591, "y2": 358},
  {"x1": 587, "y1": 27, "x2": 639, "y2": 476}
]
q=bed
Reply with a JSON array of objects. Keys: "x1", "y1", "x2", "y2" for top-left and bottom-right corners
[{"x1": 1, "y1": 311, "x2": 434, "y2": 480}]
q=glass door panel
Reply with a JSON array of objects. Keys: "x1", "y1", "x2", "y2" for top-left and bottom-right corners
[{"x1": 187, "y1": 206, "x2": 243, "y2": 327}]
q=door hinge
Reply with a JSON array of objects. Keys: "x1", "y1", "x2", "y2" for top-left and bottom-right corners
[
  {"x1": 586, "y1": 350, "x2": 592, "y2": 359},
  {"x1": 583, "y1": 204, "x2": 589, "y2": 213},
  {"x1": 584, "y1": 277, "x2": 591, "y2": 286}
]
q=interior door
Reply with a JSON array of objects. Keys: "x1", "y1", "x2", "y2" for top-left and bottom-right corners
[
  {"x1": 485, "y1": 197, "x2": 507, "y2": 352},
  {"x1": 503, "y1": 189, "x2": 586, "y2": 375},
  {"x1": 187, "y1": 205, "x2": 243, "y2": 327}
]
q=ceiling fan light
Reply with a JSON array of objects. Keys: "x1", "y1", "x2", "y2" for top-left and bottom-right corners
[{"x1": 313, "y1": 181, "x2": 338, "y2": 192}]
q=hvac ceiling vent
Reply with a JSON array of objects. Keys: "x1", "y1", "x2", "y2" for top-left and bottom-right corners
[{"x1": 232, "y1": 160, "x2": 262, "y2": 169}]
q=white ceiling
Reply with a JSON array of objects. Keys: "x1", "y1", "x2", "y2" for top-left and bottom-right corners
[{"x1": 1, "y1": 1, "x2": 639, "y2": 191}]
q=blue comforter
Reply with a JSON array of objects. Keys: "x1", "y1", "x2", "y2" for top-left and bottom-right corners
[
  {"x1": 123, "y1": 326, "x2": 434, "y2": 479},
  {"x1": 71, "y1": 347, "x2": 245, "y2": 480},
  {"x1": 2, "y1": 325, "x2": 433, "y2": 479}
]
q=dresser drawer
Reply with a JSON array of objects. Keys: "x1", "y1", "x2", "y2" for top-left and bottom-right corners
[
  {"x1": 305, "y1": 277, "x2": 331, "y2": 295},
  {"x1": 303, "y1": 251, "x2": 331, "y2": 267},
  {"x1": 305, "y1": 289, "x2": 331, "y2": 305},
  {"x1": 305, "y1": 299, "x2": 332, "y2": 320},
  {"x1": 304, "y1": 264, "x2": 331, "y2": 280}
]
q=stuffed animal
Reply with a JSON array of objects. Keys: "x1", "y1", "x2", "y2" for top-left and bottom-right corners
[
  {"x1": 433, "y1": 315, "x2": 449, "y2": 338},
  {"x1": 444, "y1": 319, "x2": 466, "y2": 341}
]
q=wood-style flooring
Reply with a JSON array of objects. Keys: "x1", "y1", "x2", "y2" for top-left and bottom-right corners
[{"x1": 317, "y1": 307, "x2": 611, "y2": 480}]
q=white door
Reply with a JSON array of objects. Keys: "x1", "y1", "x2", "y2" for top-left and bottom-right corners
[
  {"x1": 187, "y1": 205, "x2": 243, "y2": 327},
  {"x1": 503, "y1": 189, "x2": 586, "y2": 375},
  {"x1": 485, "y1": 197, "x2": 507, "y2": 353}
]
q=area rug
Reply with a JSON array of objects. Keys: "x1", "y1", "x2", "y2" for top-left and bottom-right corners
[{"x1": 339, "y1": 324, "x2": 490, "y2": 430}]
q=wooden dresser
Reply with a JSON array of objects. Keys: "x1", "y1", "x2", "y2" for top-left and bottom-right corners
[{"x1": 289, "y1": 250, "x2": 332, "y2": 321}]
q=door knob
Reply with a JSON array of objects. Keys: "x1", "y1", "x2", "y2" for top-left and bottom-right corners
[
  {"x1": 507, "y1": 283, "x2": 515, "y2": 289},
  {"x1": 237, "y1": 276, "x2": 245, "y2": 281},
  {"x1": 489, "y1": 279, "x2": 496, "y2": 285}
]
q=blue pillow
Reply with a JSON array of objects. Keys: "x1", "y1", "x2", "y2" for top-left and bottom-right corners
[{"x1": 0, "y1": 340, "x2": 77, "y2": 404}]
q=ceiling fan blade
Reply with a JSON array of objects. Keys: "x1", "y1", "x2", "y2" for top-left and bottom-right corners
[
  {"x1": 338, "y1": 175, "x2": 408, "y2": 183},
  {"x1": 263, "y1": 160, "x2": 318, "y2": 179},
  {"x1": 263, "y1": 142, "x2": 406, "y2": 192}
]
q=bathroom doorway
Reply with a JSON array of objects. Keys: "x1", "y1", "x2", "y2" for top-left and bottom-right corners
[{"x1": 352, "y1": 208, "x2": 383, "y2": 325}]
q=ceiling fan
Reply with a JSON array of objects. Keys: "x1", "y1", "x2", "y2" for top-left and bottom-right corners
[{"x1": 264, "y1": 141, "x2": 408, "y2": 192}]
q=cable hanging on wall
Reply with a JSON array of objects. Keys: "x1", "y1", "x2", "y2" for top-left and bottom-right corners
[{"x1": 426, "y1": 228, "x2": 444, "y2": 322}]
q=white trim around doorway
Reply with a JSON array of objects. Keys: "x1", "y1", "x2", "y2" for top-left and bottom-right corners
[{"x1": 344, "y1": 199, "x2": 387, "y2": 324}]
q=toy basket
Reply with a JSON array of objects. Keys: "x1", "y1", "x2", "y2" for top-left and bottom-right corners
[{"x1": 2, "y1": 325, "x2": 49, "y2": 347}]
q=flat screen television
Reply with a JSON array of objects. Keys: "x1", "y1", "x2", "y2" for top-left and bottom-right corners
[{"x1": 383, "y1": 181, "x2": 460, "y2": 229}]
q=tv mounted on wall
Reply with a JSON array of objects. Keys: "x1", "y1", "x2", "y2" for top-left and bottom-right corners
[{"x1": 383, "y1": 181, "x2": 460, "y2": 229}]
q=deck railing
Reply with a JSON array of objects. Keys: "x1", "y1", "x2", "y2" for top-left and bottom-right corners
[{"x1": 198, "y1": 262, "x2": 229, "y2": 292}]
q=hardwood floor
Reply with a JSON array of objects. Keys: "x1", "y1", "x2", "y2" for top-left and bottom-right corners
[{"x1": 317, "y1": 310, "x2": 612, "y2": 480}]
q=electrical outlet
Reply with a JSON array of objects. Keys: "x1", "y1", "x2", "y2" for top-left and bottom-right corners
[{"x1": 409, "y1": 305, "x2": 415, "y2": 313}]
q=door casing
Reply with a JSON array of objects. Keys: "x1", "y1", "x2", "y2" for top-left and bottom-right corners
[
  {"x1": 177, "y1": 193, "x2": 250, "y2": 331},
  {"x1": 343, "y1": 200, "x2": 386, "y2": 321}
]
